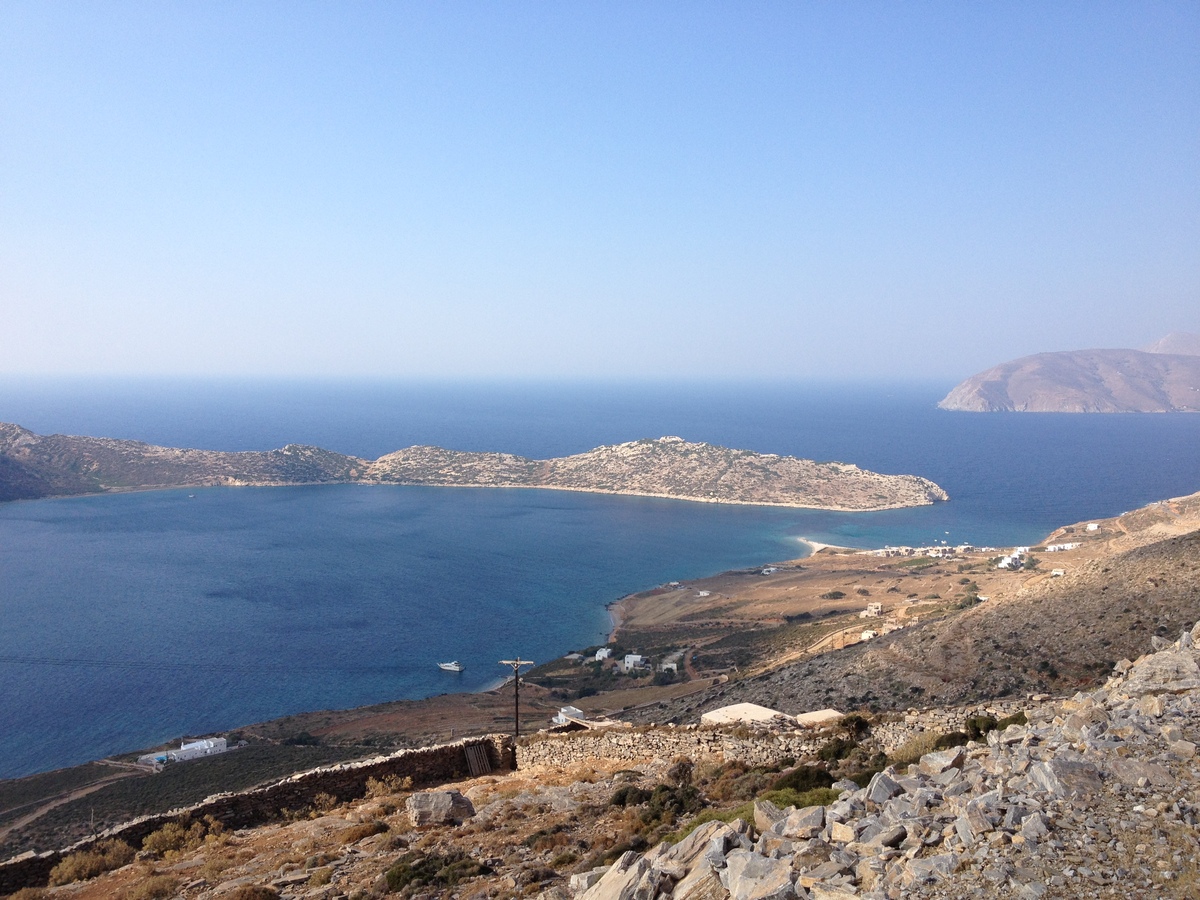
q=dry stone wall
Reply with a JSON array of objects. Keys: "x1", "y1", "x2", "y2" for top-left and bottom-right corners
[
  {"x1": 0, "y1": 735, "x2": 512, "y2": 895},
  {"x1": 519, "y1": 725, "x2": 826, "y2": 769},
  {"x1": 869, "y1": 698, "x2": 1048, "y2": 755}
]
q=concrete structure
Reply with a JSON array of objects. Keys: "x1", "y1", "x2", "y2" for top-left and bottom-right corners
[
  {"x1": 594, "y1": 648, "x2": 612, "y2": 662},
  {"x1": 793, "y1": 708, "x2": 844, "y2": 728},
  {"x1": 860, "y1": 602, "x2": 883, "y2": 618},
  {"x1": 700, "y1": 702, "x2": 794, "y2": 727},
  {"x1": 623, "y1": 654, "x2": 648, "y2": 671}
]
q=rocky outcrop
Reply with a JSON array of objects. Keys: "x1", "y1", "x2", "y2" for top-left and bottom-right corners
[
  {"x1": 0, "y1": 426, "x2": 948, "y2": 510},
  {"x1": 567, "y1": 629, "x2": 1200, "y2": 898},
  {"x1": 938, "y1": 348, "x2": 1200, "y2": 412}
]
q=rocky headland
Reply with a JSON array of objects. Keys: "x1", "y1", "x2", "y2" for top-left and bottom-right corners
[
  {"x1": 0, "y1": 426, "x2": 948, "y2": 511},
  {"x1": 938, "y1": 333, "x2": 1200, "y2": 413}
]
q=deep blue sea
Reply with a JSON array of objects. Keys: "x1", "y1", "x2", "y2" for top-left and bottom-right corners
[{"x1": 2, "y1": 379, "x2": 1199, "y2": 779}]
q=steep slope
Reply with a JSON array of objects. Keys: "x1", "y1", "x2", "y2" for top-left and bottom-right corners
[
  {"x1": 938, "y1": 348, "x2": 1200, "y2": 412},
  {"x1": 643, "y1": 495, "x2": 1200, "y2": 720}
]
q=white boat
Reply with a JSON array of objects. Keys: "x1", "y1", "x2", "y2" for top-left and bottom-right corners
[{"x1": 438, "y1": 661, "x2": 463, "y2": 673}]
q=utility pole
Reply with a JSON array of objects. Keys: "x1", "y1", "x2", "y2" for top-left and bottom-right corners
[{"x1": 498, "y1": 657, "x2": 534, "y2": 739}]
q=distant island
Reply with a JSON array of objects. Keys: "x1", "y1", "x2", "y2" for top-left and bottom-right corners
[
  {"x1": 939, "y1": 332, "x2": 1200, "y2": 412},
  {"x1": 0, "y1": 426, "x2": 948, "y2": 510}
]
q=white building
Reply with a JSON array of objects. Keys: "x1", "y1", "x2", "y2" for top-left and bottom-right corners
[
  {"x1": 138, "y1": 736, "x2": 228, "y2": 768},
  {"x1": 594, "y1": 648, "x2": 612, "y2": 661},
  {"x1": 623, "y1": 654, "x2": 649, "y2": 670},
  {"x1": 1086, "y1": 523, "x2": 1100, "y2": 532},
  {"x1": 859, "y1": 602, "x2": 883, "y2": 618},
  {"x1": 552, "y1": 706, "x2": 586, "y2": 726}
]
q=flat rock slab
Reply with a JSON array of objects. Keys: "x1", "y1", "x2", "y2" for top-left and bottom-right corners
[
  {"x1": 1118, "y1": 651, "x2": 1200, "y2": 697},
  {"x1": 720, "y1": 849, "x2": 797, "y2": 900}
]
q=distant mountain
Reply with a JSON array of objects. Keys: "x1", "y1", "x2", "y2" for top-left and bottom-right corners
[
  {"x1": 0, "y1": 427, "x2": 948, "y2": 510},
  {"x1": 939, "y1": 338, "x2": 1200, "y2": 413},
  {"x1": 1141, "y1": 331, "x2": 1200, "y2": 356}
]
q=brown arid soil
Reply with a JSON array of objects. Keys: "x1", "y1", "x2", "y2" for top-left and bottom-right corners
[{"x1": 624, "y1": 490, "x2": 1200, "y2": 725}]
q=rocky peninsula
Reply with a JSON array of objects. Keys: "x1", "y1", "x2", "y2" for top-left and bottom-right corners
[
  {"x1": 939, "y1": 334, "x2": 1200, "y2": 413},
  {"x1": 0, "y1": 426, "x2": 948, "y2": 510}
]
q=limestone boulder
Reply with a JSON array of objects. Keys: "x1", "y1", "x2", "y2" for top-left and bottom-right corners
[
  {"x1": 1116, "y1": 650, "x2": 1200, "y2": 697},
  {"x1": 406, "y1": 789, "x2": 475, "y2": 826},
  {"x1": 720, "y1": 849, "x2": 797, "y2": 900}
]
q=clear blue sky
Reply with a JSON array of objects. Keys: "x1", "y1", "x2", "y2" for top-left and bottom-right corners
[{"x1": 2, "y1": 2, "x2": 1197, "y2": 380}]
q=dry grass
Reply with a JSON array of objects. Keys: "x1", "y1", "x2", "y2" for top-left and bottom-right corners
[{"x1": 47, "y1": 839, "x2": 134, "y2": 885}]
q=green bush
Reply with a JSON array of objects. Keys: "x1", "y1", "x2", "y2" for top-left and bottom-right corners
[
  {"x1": 933, "y1": 732, "x2": 969, "y2": 751},
  {"x1": 770, "y1": 766, "x2": 833, "y2": 794},
  {"x1": 384, "y1": 851, "x2": 492, "y2": 893},
  {"x1": 610, "y1": 784, "x2": 651, "y2": 807},
  {"x1": 964, "y1": 715, "x2": 998, "y2": 741},
  {"x1": 996, "y1": 711, "x2": 1028, "y2": 729},
  {"x1": 817, "y1": 737, "x2": 858, "y2": 762},
  {"x1": 757, "y1": 787, "x2": 840, "y2": 810}
]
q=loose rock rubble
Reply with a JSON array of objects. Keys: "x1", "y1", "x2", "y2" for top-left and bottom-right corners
[{"x1": 570, "y1": 627, "x2": 1200, "y2": 900}]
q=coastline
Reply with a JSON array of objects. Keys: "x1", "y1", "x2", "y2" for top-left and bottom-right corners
[{"x1": 1, "y1": 477, "x2": 947, "y2": 513}]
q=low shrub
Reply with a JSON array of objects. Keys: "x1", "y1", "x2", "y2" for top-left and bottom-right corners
[
  {"x1": 609, "y1": 784, "x2": 651, "y2": 807},
  {"x1": 964, "y1": 715, "x2": 998, "y2": 740},
  {"x1": 757, "y1": 787, "x2": 840, "y2": 810},
  {"x1": 817, "y1": 737, "x2": 857, "y2": 762},
  {"x1": 48, "y1": 839, "x2": 135, "y2": 885},
  {"x1": 887, "y1": 731, "x2": 942, "y2": 768},
  {"x1": 308, "y1": 868, "x2": 333, "y2": 886},
  {"x1": 120, "y1": 874, "x2": 180, "y2": 900},
  {"x1": 339, "y1": 820, "x2": 388, "y2": 844},
  {"x1": 770, "y1": 766, "x2": 833, "y2": 794},
  {"x1": 366, "y1": 774, "x2": 413, "y2": 798},
  {"x1": 933, "y1": 732, "x2": 969, "y2": 751},
  {"x1": 225, "y1": 888, "x2": 279, "y2": 900},
  {"x1": 996, "y1": 711, "x2": 1028, "y2": 729},
  {"x1": 384, "y1": 851, "x2": 492, "y2": 893}
]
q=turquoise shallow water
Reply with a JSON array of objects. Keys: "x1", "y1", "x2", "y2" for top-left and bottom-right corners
[{"x1": 2, "y1": 379, "x2": 1199, "y2": 778}]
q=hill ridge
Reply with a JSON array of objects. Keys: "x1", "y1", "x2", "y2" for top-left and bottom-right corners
[{"x1": 0, "y1": 426, "x2": 948, "y2": 511}]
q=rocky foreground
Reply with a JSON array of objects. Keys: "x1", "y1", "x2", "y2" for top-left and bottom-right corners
[
  {"x1": 15, "y1": 629, "x2": 1200, "y2": 900},
  {"x1": 0, "y1": 426, "x2": 947, "y2": 510},
  {"x1": 577, "y1": 630, "x2": 1200, "y2": 900}
]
